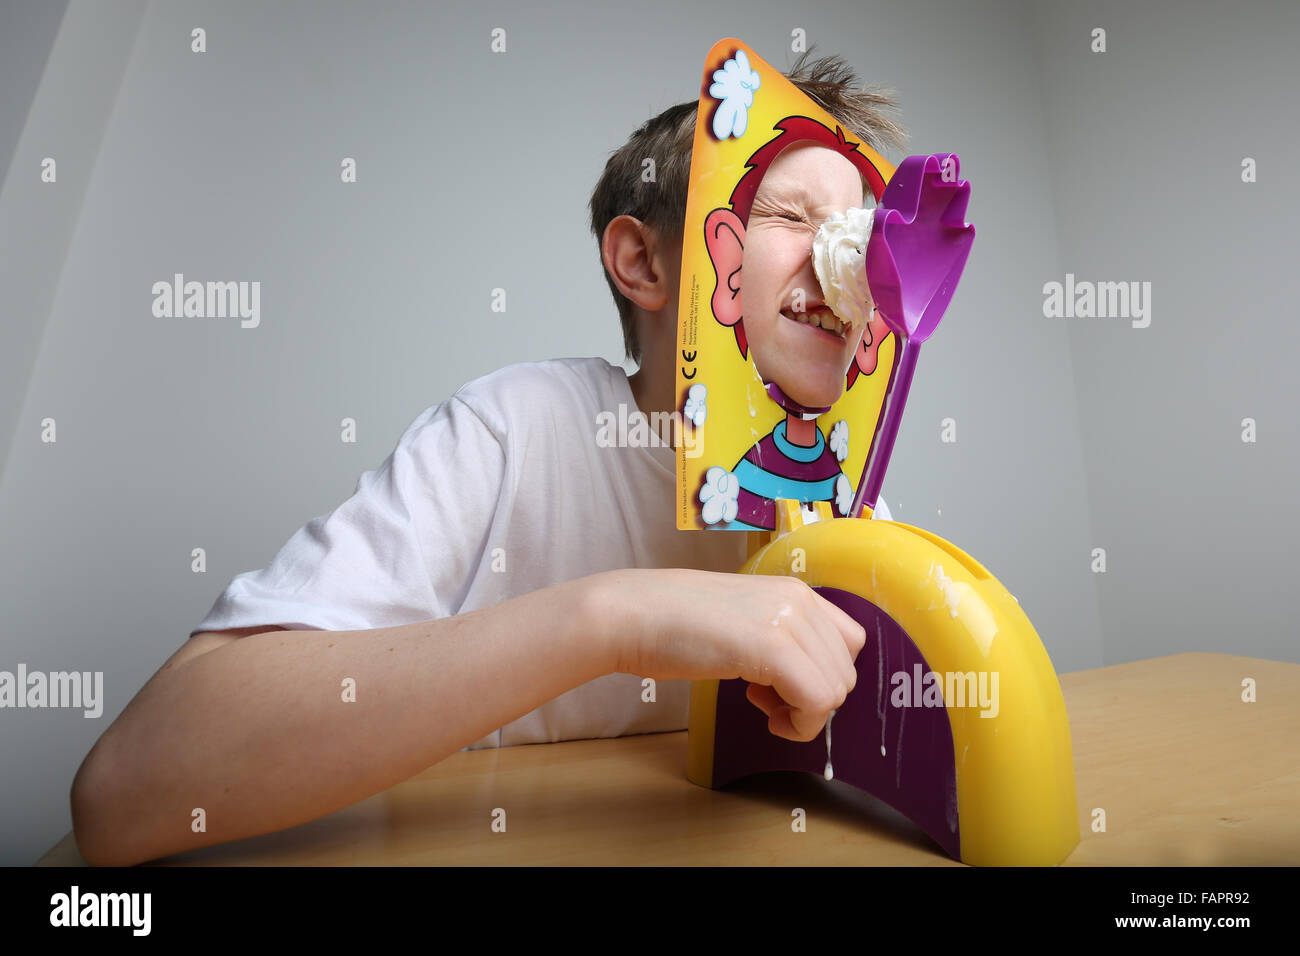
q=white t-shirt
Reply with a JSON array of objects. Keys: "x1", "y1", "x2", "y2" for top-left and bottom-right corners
[{"x1": 191, "y1": 356, "x2": 891, "y2": 749}]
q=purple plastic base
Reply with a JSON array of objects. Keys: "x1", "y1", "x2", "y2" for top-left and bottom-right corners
[{"x1": 711, "y1": 588, "x2": 961, "y2": 860}]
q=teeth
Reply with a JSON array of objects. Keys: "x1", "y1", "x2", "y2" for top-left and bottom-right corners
[{"x1": 787, "y1": 307, "x2": 845, "y2": 337}]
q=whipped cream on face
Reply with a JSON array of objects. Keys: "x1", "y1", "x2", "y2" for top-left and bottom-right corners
[{"x1": 812, "y1": 206, "x2": 875, "y2": 339}]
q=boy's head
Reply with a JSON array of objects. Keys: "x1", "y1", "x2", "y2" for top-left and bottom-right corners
[
  {"x1": 589, "y1": 50, "x2": 906, "y2": 405},
  {"x1": 704, "y1": 120, "x2": 888, "y2": 410}
]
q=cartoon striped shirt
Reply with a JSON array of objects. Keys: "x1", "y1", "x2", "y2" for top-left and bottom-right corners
[{"x1": 707, "y1": 419, "x2": 848, "y2": 531}]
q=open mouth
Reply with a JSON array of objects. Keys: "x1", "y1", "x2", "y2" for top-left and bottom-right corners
[{"x1": 781, "y1": 306, "x2": 848, "y2": 342}]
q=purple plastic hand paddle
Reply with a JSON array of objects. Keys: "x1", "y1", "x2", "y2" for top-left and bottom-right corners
[{"x1": 850, "y1": 154, "x2": 975, "y2": 519}]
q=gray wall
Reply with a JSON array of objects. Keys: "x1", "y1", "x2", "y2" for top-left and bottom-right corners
[
  {"x1": 0, "y1": 0, "x2": 1291, "y2": 865},
  {"x1": 1029, "y1": 0, "x2": 1300, "y2": 665}
]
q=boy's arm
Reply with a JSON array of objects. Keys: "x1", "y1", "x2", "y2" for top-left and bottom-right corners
[
  {"x1": 71, "y1": 566, "x2": 862, "y2": 867},
  {"x1": 70, "y1": 572, "x2": 619, "y2": 867}
]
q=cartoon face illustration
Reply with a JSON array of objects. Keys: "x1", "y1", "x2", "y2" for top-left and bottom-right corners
[
  {"x1": 692, "y1": 119, "x2": 894, "y2": 530},
  {"x1": 702, "y1": 118, "x2": 894, "y2": 411},
  {"x1": 674, "y1": 43, "x2": 900, "y2": 532}
]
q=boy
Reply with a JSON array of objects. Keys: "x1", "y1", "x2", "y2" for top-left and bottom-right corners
[{"x1": 69, "y1": 51, "x2": 904, "y2": 866}]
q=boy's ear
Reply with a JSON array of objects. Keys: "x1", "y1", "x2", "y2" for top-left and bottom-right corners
[
  {"x1": 602, "y1": 215, "x2": 676, "y2": 312},
  {"x1": 703, "y1": 208, "x2": 745, "y2": 328}
]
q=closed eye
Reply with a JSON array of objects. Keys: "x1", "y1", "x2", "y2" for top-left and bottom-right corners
[
  {"x1": 753, "y1": 196, "x2": 821, "y2": 228},
  {"x1": 783, "y1": 209, "x2": 829, "y2": 230}
]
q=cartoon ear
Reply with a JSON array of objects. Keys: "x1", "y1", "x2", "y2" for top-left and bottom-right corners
[
  {"x1": 704, "y1": 208, "x2": 745, "y2": 328},
  {"x1": 854, "y1": 311, "x2": 892, "y2": 378}
]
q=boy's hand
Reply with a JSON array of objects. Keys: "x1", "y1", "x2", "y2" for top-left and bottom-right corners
[{"x1": 592, "y1": 568, "x2": 866, "y2": 742}]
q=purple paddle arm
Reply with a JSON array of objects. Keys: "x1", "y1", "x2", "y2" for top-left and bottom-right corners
[{"x1": 850, "y1": 154, "x2": 975, "y2": 519}]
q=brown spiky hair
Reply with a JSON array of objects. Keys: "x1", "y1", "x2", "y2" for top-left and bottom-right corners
[{"x1": 588, "y1": 48, "x2": 908, "y2": 365}]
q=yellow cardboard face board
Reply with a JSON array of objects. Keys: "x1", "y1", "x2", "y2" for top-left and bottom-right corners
[{"x1": 675, "y1": 39, "x2": 897, "y2": 531}]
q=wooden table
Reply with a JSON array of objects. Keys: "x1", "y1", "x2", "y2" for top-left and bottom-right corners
[{"x1": 37, "y1": 653, "x2": 1300, "y2": 866}]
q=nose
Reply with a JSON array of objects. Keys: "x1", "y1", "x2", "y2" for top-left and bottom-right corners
[{"x1": 799, "y1": 249, "x2": 824, "y2": 305}]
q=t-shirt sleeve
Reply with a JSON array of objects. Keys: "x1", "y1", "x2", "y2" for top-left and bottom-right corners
[
  {"x1": 872, "y1": 495, "x2": 893, "y2": 521},
  {"x1": 189, "y1": 395, "x2": 506, "y2": 637}
]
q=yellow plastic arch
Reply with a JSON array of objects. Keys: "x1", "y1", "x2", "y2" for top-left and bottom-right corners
[{"x1": 688, "y1": 500, "x2": 1080, "y2": 867}]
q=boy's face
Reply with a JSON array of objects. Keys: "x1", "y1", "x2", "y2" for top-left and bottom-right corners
[{"x1": 742, "y1": 143, "x2": 869, "y2": 409}]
